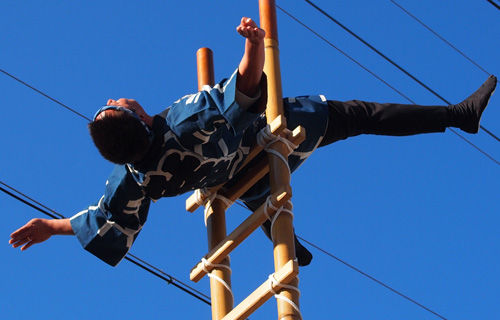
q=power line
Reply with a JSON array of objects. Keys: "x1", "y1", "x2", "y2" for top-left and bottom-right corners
[
  {"x1": 232, "y1": 200, "x2": 447, "y2": 320},
  {"x1": 3, "y1": 175, "x2": 449, "y2": 319},
  {"x1": 487, "y1": 0, "x2": 500, "y2": 11},
  {"x1": 1, "y1": 180, "x2": 211, "y2": 306},
  {"x1": 390, "y1": 0, "x2": 495, "y2": 78},
  {"x1": 2, "y1": 9, "x2": 499, "y2": 166},
  {"x1": 125, "y1": 253, "x2": 211, "y2": 305},
  {"x1": 276, "y1": 4, "x2": 500, "y2": 166},
  {"x1": 275, "y1": 5, "x2": 416, "y2": 104},
  {"x1": 297, "y1": 236, "x2": 448, "y2": 320},
  {"x1": 0, "y1": 67, "x2": 213, "y2": 306},
  {"x1": 272, "y1": 4, "x2": 493, "y2": 317},
  {"x1": 0, "y1": 68, "x2": 92, "y2": 122},
  {"x1": 0, "y1": 5, "x2": 495, "y2": 317},
  {"x1": 0, "y1": 184, "x2": 62, "y2": 220},
  {"x1": 447, "y1": 128, "x2": 500, "y2": 166},
  {"x1": 301, "y1": 0, "x2": 500, "y2": 144}
]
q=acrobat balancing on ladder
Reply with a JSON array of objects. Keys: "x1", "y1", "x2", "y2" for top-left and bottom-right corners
[{"x1": 10, "y1": 17, "x2": 497, "y2": 268}]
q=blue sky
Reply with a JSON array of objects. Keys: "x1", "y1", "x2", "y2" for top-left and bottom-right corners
[{"x1": 1, "y1": 1, "x2": 499, "y2": 319}]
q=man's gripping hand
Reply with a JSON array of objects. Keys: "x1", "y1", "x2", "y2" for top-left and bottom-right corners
[{"x1": 236, "y1": 17, "x2": 265, "y2": 43}]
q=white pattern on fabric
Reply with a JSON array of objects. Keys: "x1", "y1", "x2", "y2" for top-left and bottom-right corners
[{"x1": 70, "y1": 69, "x2": 329, "y2": 266}]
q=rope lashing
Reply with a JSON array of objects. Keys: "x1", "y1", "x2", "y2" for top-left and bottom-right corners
[
  {"x1": 268, "y1": 273, "x2": 303, "y2": 319},
  {"x1": 192, "y1": 124, "x2": 298, "y2": 211},
  {"x1": 201, "y1": 257, "x2": 234, "y2": 304},
  {"x1": 195, "y1": 188, "x2": 234, "y2": 226},
  {"x1": 257, "y1": 124, "x2": 299, "y2": 175},
  {"x1": 259, "y1": 124, "x2": 301, "y2": 317},
  {"x1": 264, "y1": 196, "x2": 294, "y2": 242},
  {"x1": 194, "y1": 187, "x2": 211, "y2": 206}
]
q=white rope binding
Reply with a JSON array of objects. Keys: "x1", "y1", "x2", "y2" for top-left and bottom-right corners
[
  {"x1": 201, "y1": 257, "x2": 234, "y2": 304},
  {"x1": 196, "y1": 124, "x2": 302, "y2": 315},
  {"x1": 257, "y1": 125, "x2": 299, "y2": 175},
  {"x1": 195, "y1": 188, "x2": 234, "y2": 226},
  {"x1": 263, "y1": 196, "x2": 294, "y2": 242},
  {"x1": 258, "y1": 125, "x2": 302, "y2": 317},
  {"x1": 268, "y1": 273, "x2": 303, "y2": 319},
  {"x1": 194, "y1": 187, "x2": 210, "y2": 206}
]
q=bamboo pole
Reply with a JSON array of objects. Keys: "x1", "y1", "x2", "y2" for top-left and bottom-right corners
[
  {"x1": 196, "y1": 47, "x2": 233, "y2": 320},
  {"x1": 190, "y1": 186, "x2": 292, "y2": 283},
  {"x1": 222, "y1": 260, "x2": 299, "y2": 320},
  {"x1": 206, "y1": 199, "x2": 233, "y2": 320},
  {"x1": 197, "y1": 48, "x2": 215, "y2": 91},
  {"x1": 259, "y1": 1, "x2": 301, "y2": 319}
]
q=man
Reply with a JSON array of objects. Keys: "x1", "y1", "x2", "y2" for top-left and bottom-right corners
[{"x1": 10, "y1": 17, "x2": 497, "y2": 267}]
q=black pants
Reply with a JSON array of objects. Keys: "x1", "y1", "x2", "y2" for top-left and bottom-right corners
[
  {"x1": 255, "y1": 99, "x2": 450, "y2": 265},
  {"x1": 319, "y1": 100, "x2": 449, "y2": 147}
]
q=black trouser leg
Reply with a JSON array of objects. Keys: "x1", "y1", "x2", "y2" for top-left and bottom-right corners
[{"x1": 319, "y1": 100, "x2": 449, "y2": 147}]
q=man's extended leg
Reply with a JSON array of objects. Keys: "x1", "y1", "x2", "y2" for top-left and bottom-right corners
[{"x1": 320, "y1": 75, "x2": 497, "y2": 147}]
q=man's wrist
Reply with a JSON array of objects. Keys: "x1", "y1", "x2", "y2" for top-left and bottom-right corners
[{"x1": 48, "y1": 219, "x2": 74, "y2": 235}]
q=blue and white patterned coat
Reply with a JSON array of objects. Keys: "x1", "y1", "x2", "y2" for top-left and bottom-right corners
[{"x1": 70, "y1": 70, "x2": 329, "y2": 266}]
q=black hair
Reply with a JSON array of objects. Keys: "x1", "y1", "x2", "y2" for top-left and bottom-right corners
[{"x1": 88, "y1": 112, "x2": 151, "y2": 165}]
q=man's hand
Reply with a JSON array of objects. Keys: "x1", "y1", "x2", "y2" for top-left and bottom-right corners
[
  {"x1": 9, "y1": 218, "x2": 74, "y2": 251},
  {"x1": 237, "y1": 17, "x2": 265, "y2": 43}
]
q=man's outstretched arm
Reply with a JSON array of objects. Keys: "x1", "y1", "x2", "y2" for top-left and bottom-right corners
[
  {"x1": 10, "y1": 218, "x2": 74, "y2": 251},
  {"x1": 236, "y1": 17, "x2": 266, "y2": 98}
]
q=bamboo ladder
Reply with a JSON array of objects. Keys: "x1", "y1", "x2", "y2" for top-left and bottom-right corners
[{"x1": 187, "y1": 1, "x2": 304, "y2": 319}]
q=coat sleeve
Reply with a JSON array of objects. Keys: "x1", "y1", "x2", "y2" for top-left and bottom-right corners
[
  {"x1": 70, "y1": 165, "x2": 151, "y2": 266},
  {"x1": 166, "y1": 69, "x2": 266, "y2": 145}
]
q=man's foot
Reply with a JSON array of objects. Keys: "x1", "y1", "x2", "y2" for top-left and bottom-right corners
[{"x1": 451, "y1": 75, "x2": 497, "y2": 133}]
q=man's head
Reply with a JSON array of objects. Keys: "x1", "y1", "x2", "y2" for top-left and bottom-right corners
[{"x1": 88, "y1": 99, "x2": 154, "y2": 165}]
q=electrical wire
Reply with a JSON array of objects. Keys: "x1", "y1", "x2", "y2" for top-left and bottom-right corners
[
  {"x1": 3, "y1": 175, "x2": 447, "y2": 319},
  {"x1": 300, "y1": 0, "x2": 500, "y2": 144},
  {"x1": 124, "y1": 254, "x2": 211, "y2": 305},
  {"x1": 276, "y1": 4, "x2": 500, "y2": 166},
  {"x1": 1, "y1": 4, "x2": 496, "y2": 318},
  {"x1": 296, "y1": 235, "x2": 448, "y2": 320},
  {"x1": 0, "y1": 68, "x2": 92, "y2": 122},
  {"x1": 1, "y1": 180, "x2": 211, "y2": 306},
  {"x1": 390, "y1": 0, "x2": 496, "y2": 78},
  {"x1": 0, "y1": 33, "x2": 487, "y2": 320},
  {"x1": 2, "y1": 8, "x2": 499, "y2": 165},
  {"x1": 0, "y1": 184, "x2": 62, "y2": 220},
  {"x1": 275, "y1": 5, "x2": 416, "y2": 104},
  {"x1": 487, "y1": 0, "x2": 500, "y2": 11},
  {"x1": 232, "y1": 200, "x2": 447, "y2": 320}
]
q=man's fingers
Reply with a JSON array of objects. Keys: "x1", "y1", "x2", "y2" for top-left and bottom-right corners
[
  {"x1": 21, "y1": 241, "x2": 34, "y2": 251},
  {"x1": 10, "y1": 228, "x2": 30, "y2": 240},
  {"x1": 239, "y1": 17, "x2": 258, "y2": 30},
  {"x1": 11, "y1": 237, "x2": 29, "y2": 249},
  {"x1": 9, "y1": 228, "x2": 33, "y2": 248},
  {"x1": 237, "y1": 26, "x2": 263, "y2": 40},
  {"x1": 10, "y1": 225, "x2": 29, "y2": 238}
]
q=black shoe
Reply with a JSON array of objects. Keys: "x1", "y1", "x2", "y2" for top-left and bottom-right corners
[
  {"x1": 450, "y1": 75, "x2": 497, "y2": 133},
  {"x1": 295, "y1": 235, "x2": 313, "y2": 266}
]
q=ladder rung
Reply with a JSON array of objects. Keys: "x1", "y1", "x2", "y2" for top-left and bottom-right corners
[
  {"x1": 222, "y1": 260, "x2": 299, "y2": 320},
  {"x1": 190, "y1": 185, "x2": 292, "y2": 282}
]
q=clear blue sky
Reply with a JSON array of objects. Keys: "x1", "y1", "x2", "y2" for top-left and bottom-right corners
[{"x1": 1, "y1": 1, "x2": 499, "y2": 319}]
